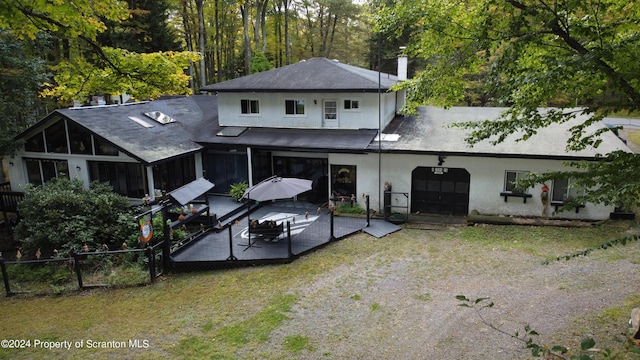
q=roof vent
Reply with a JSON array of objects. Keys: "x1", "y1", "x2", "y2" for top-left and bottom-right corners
[{"x1": 144, "y1": 111, "x2": 176, "y2": 125}]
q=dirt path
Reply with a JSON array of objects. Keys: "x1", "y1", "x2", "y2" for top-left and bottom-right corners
[{"x1": 255, "y1": 225, "x2": 640, "y2": 359}]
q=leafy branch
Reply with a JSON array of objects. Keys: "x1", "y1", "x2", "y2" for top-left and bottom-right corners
[
  {"x1": 456, "y1": 295, "x2": 600, "y2": 359},
  {"x1": 541, "y1": 233, "x2": 640, "y2": 265}
]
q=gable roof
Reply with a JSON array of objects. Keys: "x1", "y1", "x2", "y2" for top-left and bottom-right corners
[
  {"x1": 375, "y1": 106, "x2": 632, "y2": 160},
  {"x1": 200, "y1": 57, "x2": 399, "y2": 93},
  {"x1": 18, "y1": 96, "x2": 219, "y2": 165}
]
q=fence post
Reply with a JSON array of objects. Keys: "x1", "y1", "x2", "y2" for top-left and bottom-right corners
[
  {"x1": 147, "y1": 246, "x2": 156, "y2": 283},
  {"x1": 226, "y1": 224, "x2": 237, "y2": 261},
  {"x1": 366, "y1": 195, "x2": 370, "y2": 227},
  {"x1": 74, "y1": 254, "x2": 83, "y2": 289},
  {"x1": 330, "y1": 210, "x2": 335, "y2": 241},
  {"x1": 162, "y1": 198, "x2": 171, "y2": 272},
  {"x1": 0, "y1": 257, "x2": 11, "y2": 297},
  {"x1": 287, "y1": 221, "x2": 292, "y2": 258}
]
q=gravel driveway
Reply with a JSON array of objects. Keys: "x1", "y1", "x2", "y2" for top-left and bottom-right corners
[{"x1": 250, "y1": 223, "x2": 640, "y2": 359}]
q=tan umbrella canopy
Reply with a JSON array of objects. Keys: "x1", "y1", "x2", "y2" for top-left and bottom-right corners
[{"x1": 242, "y1": 176, "x2": 312, "y2": 202}]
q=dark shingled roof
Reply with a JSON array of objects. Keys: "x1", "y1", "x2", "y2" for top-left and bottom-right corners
[
  {"x1": 208, "y1": 127, "x2": 378, "y2": 152},
  {"x1": 23, "y1": 96, "x2": 220, "y2": 165},
  {"x1": 372, "y1": 106, "x2": 632, "y2": 160},
  {"x1": 201, "y1": 57, "x2": 399, "y2": 93},
  {"x1": 18, "y1": 95, "x2": 377, "y2": 162}
]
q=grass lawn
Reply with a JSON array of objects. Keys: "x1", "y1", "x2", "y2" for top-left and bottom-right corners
[{"x1": 0, "y1": 220, "x2": 639, "y2": 359}]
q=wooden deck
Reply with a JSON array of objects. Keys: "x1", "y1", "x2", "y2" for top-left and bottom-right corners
[{"x1": 171, "y1": 199, "x2": 368, "y2": 270}]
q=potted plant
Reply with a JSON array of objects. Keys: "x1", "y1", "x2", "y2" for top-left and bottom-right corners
[{"x1": 229, "y1": 181, "x2": 249, "y2": 201}]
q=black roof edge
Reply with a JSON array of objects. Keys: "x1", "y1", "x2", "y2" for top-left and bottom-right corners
[
  {"x1": 147, "y1": 148, "x2": 205, "y2": 167},
  {"x1": 367, "y1": 149, "x2": 602, "y2": 162},
  {"x1": 248, "y1": 145, "x2": 370, "y2": 154},
  {"x1": 200, "y1": 88, "x2": 391, "y2": 93}
]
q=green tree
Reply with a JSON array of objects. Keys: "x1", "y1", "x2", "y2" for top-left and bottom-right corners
[
  {"x1": 0, "y1": 0, "x2": 199, "y2": 102},
  {"x1": 250, "y1": 51, "x2": 273, "y2": 74},
  {"x1": 375, "y1": 0, "x2": 640, "y2": 212},
  {"x1": 0, "y1": 31, "x2": 50, "y2": 156},
  {"x1": 14, "y1": 177, "x2": 136, "y2": 259},
  {"x1": 98, "y1": 0, "x2": 182, "y2": 53}
]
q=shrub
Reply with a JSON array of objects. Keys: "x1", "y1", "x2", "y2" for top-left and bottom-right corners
[
  {"x1": 14, "y1": 177, "x2": 136, "y2": 259},
  {"x1": 334, "y1": 202, "x2": 366, "y2": 215}
]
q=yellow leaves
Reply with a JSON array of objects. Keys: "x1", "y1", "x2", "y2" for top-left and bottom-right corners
[
  {"x1": 42, "y1": 47, "x2": 201, "y2": 101},
  {"x1": 0, "y1": 0, "x2": 128, "y2": 40}
]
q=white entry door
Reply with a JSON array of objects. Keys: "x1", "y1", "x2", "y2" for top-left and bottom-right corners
[{"x1": 323, "y1": 100, "x2": 338, "y2": 127}]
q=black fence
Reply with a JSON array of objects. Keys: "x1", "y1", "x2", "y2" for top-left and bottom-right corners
[
  {"x1": 0, "y1": 244, "x2": 162, "y2": 297},
  {"x1": 169, "y1": 205, "x2": 371, "y2": 271}
]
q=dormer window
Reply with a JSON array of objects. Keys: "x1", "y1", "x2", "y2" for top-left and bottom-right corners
[
  {"x1": 144, "y1": 111, "x2": 176, "y2": 124},
  {"x1": 285, "y1": 99, "x2": 305, "y2": 115},
  {"x1": 241, "y1": 99, "x2": 260, "y2": 114}
]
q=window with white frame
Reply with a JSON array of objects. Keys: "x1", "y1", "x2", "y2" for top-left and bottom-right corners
[
  {"x1": 504, "y1": 170, "x2": 529, "y2": 194},
  {"x1": 343, "y1": 100, "x2": 359, "y2": 110},
  {"x1": 285, "y1": 99, "x2": 305, "y2": 115},
  {"x1": 241, "y1": 99, "x2": 259, "y2": 114}
]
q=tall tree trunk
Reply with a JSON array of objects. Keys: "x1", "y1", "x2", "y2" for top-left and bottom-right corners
[
  {"x1": 274, "y1": 1, "x2": 282, "y2": 66},
  {"x1": 326, "y1": 13, "x2": 338, "y2": 57},
  {"x1": 304, "y1": 3, "x2": 315, "y2": 56},
  {"x1": 241, "y1": 1, "x2": 251, "y2": 75},
  {"x1": 284, "y1": 0, "x2": 290, "y2": 64},
  {"x1": 261, "y1": 0, "x2": 269, "y2": 54},
  {"x1": 254, "y1": 0, "x2": 264, "y2": 52},
  {"x1": 196, "y1": 0, "x2": 206, "y2": 88},
  {"x1": 215, "y1": 0, "x2": 222, "y2": 82},
  {"x1": 181, "y1": 0, "x2": 196, "y2": 94}
]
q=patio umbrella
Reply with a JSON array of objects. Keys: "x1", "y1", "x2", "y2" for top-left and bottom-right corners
[{"x1": 242, "y1": 176, "x2": 312, "y2": 202}]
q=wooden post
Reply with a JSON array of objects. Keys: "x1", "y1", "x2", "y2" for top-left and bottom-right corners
[
  {"x1": 0, "y1": 257, "x2": 11, "y2": 297},
  {"x1": 162, "y1": 197, "x2": 171, "y2": 272},
  {"x1": 147, "y1": 246, "x2": 156, "y2": 283},
  {"x1": 366, "y1": 195, "x2": 370, "y2": 227},
  {"x1": 330, "y1": 210, "x2": 335, "y2": 241},
  {"x1": 287, "y1": 221, "x2": 292, "y2": 258},
  {"x1": 74, "y1": 254, "x2": 83, "y2": 289}
]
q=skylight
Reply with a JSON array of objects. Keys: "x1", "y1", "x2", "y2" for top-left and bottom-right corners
[
  {"x1": 128, "y1": 116, "x2": 154, "y2": 128},
  {"x1": 144, "y1": 111, "x2": 176, "y2": 125}
]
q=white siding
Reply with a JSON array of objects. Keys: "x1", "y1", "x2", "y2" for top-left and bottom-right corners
[
  {"x1": 218, "y1": 92, "x2": 397, "y2": 129},
  {"x1": 331, "y1": 152, "x2": 614, "y2": 220}
]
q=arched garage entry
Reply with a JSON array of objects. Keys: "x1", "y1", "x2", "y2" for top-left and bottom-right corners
[{"x1": 411, "y1": 167, "x2": 470, "y2": 215}]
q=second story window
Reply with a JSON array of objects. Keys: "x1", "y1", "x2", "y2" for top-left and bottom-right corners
[
  {"x1": 241, "y1": 99, "x2": 259, "y2": 114},
  {"x1": 285, "y1": 99, "x2": 305, "y2": 115},
  {"x1": 344, "y1": 100, "x2": 359, "y2": 110}
]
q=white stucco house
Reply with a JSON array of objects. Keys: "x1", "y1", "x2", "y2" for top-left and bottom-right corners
[{"x1": 5, "y1": 57, "x2": 632, "y2": 220}]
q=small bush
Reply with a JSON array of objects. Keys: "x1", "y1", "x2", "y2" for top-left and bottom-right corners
[{"x1": 334, "y1": 202, "x2": 366, "y2": 215}]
